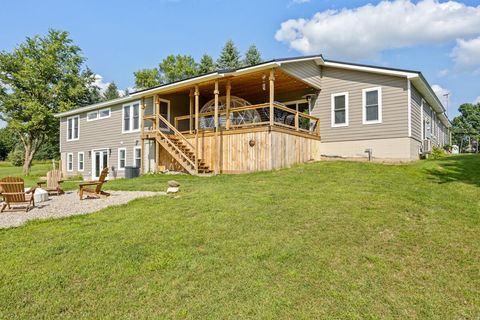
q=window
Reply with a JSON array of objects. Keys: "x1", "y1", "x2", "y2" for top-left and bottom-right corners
[
  {"x1": 134, "y1": 146, "x2": 141, "y2": 168},
  {"x1": 78, "y1": 152, "x2": 84, "y2": 171},
  {"x1": 362, "y1": 87, "x2": 382, "y2": 124},
  {"x1": 87, "y1": 108, "x2": 110, "y2": 121},
  {"x1": 67, "y1": 116, "x2": 79, "y2": 141},
  {"x1": 99, "y1": 108, "x2": 111, "y2": 118},
  {"x1": 118, "y1": 148, "x2": 126, "y2": 170},
  {"x1": 331, "y1": 92, "x2": 349, "y2": 127},
  {"x1": 123, "y1": 102, "x2": 140, "y2": 133},
  {"x1": 87, "y1": 111, "x2": 98, "y2": 121},
  {"x1": 67, "y1": 153, "x2": 73, "y2": 172}
]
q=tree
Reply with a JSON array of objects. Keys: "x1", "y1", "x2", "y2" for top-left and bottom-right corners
[
  {"x1": 0, "y1": 127, "x2": 18, "y2": 160},
  {"x1": 451, "y1": 102, "x2": 480, "y2": 152},
  {"x1": 159, "y1": 54, "x2": 198, "y2": 83},
  {"x1": 216, "y1": 40, "x2": 242, "y2": 69},
  {"x1": 123, "y1": 88, "x2": 130, "y2": 96},
  {"x1": 134, "y1": 68, "x2": 161, "y2": 90},
  {"x1": 103, "y1": 82, "x2": 120, "y2": 101},
  {"x1": 243, "y1": 44, "x2": 263, "y2": 66},
  {"x1": 0, "y1": 29, "x2": 95, "y2": 174},
  {"x1": 198, "y1": 53, "x2": 215, "y2": 74}
]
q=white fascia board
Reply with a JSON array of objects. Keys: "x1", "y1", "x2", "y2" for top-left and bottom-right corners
[
  {"x1": 322, "y1": 61, "x2": 419, "y2": 78},
  {"x1": 54, "y1": 96, "x2": 136, "y2": 118}
]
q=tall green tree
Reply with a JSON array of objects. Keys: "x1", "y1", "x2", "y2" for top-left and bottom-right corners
[
  {"x1": 451, "y1": 102, "x2": 480, "y2": 152},
  {"x1": 216, "y1": 40, "x2": 242, "y2": 69},
  {"x1": 0, "y1": 29, "x2": 95, "y2": 174},
  {"x1": 103, "y1": 82, "x2": 120, "y2": 101},
  {"x1": 243, "y1": 44, "x2": 263, "y2": 66},
  {"x1": 134, "y1": 68, "x2": 161, "y2": 90},
  {"x1": 198, "y1": 54, "x2": 215, "y2": 74},
  {"x1": 0, "y1": 127, "x2": 18, "y2": 161},
  {"x1": 159, "y1": 54, "x2": 198, "y2": 83}
]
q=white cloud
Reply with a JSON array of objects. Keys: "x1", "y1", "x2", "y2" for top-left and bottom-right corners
[
  {"x1": 437, "y1": 69, "x2": 449, "y2": 77},
  {"x1": 432, "y1": 84, "x2": 450, "y2": 102},
  {"x1": 475, "y1": 96, "x2": 480, "y2": 104},
  {"x1": 451, "y1": 37, "x2": 480, "y2": 72},
  {"x1": 275, "y1": 0, "x2": 480, "y2": 59}
]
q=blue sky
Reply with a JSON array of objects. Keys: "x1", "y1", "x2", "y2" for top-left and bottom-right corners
[{"x1": 1, "y1": 0, "x2": 480, "y2": 118}]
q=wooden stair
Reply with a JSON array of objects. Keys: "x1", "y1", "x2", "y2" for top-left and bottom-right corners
[{"x1": 155, "y1": 133, "x2": 212, "y2": 175}]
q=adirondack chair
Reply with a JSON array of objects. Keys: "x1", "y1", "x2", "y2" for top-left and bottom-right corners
[
  {"x1": 78, "y1": 167, "x2": 110, "y2": 200},
  {"x1": 37, "y1": 169, "x2": 64, "y2": 195},
  {"x1": 0, "y1": 177, "x2": 36, "y2": 212}
]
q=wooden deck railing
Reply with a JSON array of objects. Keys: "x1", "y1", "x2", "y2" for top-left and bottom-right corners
[{"x1": 174, "y1": 102, "x2": 320, "y2": 136}]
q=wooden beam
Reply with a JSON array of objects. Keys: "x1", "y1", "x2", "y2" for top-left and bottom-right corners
[
  {"x1": 214, "y1": 80, "x2": 219, "y2": 175},
  {"x1": 154, "y1": 95, "x2": 160, "y2": 172},
  {"x1": 189, "y1": 88, "x2": 194, "y2": 134},
  {"x1": 194, "y1": 86, "x2": 200, "y2": 175},
  {"x1": 269, "y1": 69, "x2": 275, "y2": 126},
  {"x1": 226, "y1": 79, "x2": 231, "y2": 130}
]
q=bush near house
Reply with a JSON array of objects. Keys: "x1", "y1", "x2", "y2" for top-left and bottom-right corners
[{"x1": 0, "y1": 155, "x2": 479, "y2": 318}]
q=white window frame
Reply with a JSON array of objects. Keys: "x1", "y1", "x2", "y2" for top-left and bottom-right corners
[
  {"x1": 133, "y1": 146, "x2": 142, "y2": 168},
  {"x1": 122, "y1": 101, "x2": 141, "y2": 133},
  {"x1": 331, "y1": 92, "x2": 349, "y2": 127},
  {"x1": 66, "y1": 115, "x2": 80, "y2": 141},
  {"x1": 77, "y1": 152, "x2": 84, "y2": 172},
  {"x1": 118, "y1": 148, "x2": 127, "y2": 171},
  {"x1": 67, "y1": 153, "x2": 74, "y2": 172},
  {"x1": 99, "y1": 108, "x2": 111, "y2": 119},
  {"x1": 87, "y1": 108, "x2": 111, "y2": 122},
  {"x1": 362, "y1": 87, "x2": 382, "y2": 125},
  {"x1": 87, "y1": 111, "x2": 98, "y2": 121}
]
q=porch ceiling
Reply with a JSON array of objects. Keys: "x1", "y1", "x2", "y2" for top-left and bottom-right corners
[{"x1": 157, "y1": 68, "x2": 316, "y2": 101}]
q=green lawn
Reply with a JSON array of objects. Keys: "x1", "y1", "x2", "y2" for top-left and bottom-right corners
[{"x1": 0, "y1": 156, "x2": 479, "y2": 319}]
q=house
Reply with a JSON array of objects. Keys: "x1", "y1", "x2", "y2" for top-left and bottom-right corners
[{"x1": 54, "y1": 55, "x2": 451, "y2": 178}]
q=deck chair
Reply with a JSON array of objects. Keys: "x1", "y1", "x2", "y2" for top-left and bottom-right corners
[
  {"x1": 0, "y1": 177, "x2": 36, "y2": 212},
  {"x1": 37, "y1": 169, "x2": 64, "y2": 195},
  {"x1": 78, "y1": 167, "x2": 110, "y2": 200}
]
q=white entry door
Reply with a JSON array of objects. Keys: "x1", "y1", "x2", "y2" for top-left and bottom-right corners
[{"x1": 92, "y1": 149, "x2": 109, "y2": 179}]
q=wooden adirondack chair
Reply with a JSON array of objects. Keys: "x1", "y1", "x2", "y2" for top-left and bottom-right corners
[
  {"x1": 0, "y1": 177, "x2": 36, "y2": 212},
  {"x1": 37, "y1": 169, "x2": 64, "y2": 195},
  {"x1": 78, "y1": 167, "x2": 110, "y2": 200}
]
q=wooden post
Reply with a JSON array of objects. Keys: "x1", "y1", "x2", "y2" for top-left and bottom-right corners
[
  {"x1": 214, "y1": 80, "x2": 219, "y2": 175},
  {"x1": 189, "y1": 88, "x2": 194, "y2": 134},
  {"x1": 140, "y1": 97, "x2": 145, "y2": 174},
  {"x1": 154, "y1": 95, "x2": 160, "y2": 172},
  {"x1": 226, "y1": 79, "x2": 231, "y2": 130},
  {"x1": 269, "y1": 69, "x2": 275, "y2": 126},
  {"x1": 194, "y1": 86, "x2": 200, "y2": 175},
  {"x1": 295, "y1": 113, "x2": 299, "y2": 131}
]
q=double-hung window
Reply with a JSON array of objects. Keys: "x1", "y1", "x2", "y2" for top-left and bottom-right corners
[
  {"x1": 134, "y1": 146, "x2": 141, "y2": 168},
  {"x1": 123, "y1": 102, "x2": 140, "y2": 133},
  {"x1": 118, "y1": 148, "x2": 126, "y2": 170},
  {"x1": 331, "y1": 92, "x2": 349, "y2": 127},
  {"x1": 78, "y1": 152, "x2": 84, "y2": 171},
  {"x1": 362, "y1": 87, "x2": 382, "y2": 124},
  {"x1": 67, "y1": 153, "x2": 73, "y2": 172},
  {"x1": 67, "y1": 116, "x2": 79, "y2": 141}
]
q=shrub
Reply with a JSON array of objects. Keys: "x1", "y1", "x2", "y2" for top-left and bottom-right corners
[
  {"x1": 431, "y1": 146, "x2": 446, "y2": 159},
  {"x1": 443, "y1": 144, "x2": 452, "y2": 152},
  {"x1": 8, "y1": 148, "x2": 24, "y2": 167}
]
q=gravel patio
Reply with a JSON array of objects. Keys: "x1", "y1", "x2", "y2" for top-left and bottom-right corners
[{"x1": 0, "y1": 190, "x2": 165, "y2": 229}]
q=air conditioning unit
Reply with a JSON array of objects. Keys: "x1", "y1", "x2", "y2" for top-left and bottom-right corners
[{"x1": 422, "y1": 139, "x2": 432, "y2": 154}]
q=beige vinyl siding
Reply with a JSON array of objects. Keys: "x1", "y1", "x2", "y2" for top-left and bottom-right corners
[
  {"x1": 60, "y1": 102, "x2": 141, "y2": 179},
  {"x1": 410, "y1": 85, "x2": 423, "y2": 142},
  {"x1": 281, "y1": 60, "x2": 322, "y2": 89},
  {"x1": 313, "y1": 66, "x2": 409, "y2": 142}
]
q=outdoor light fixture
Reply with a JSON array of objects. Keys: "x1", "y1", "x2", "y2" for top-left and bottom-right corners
[{"x1": 262, "y1": 74, "x2": 266, "y2": 91}]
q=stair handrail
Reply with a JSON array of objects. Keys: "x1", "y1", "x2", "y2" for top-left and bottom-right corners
[
  {"x1": 156, "y1": 114, "x2": 195, "y2": 150},
  {"x1": 156, "y1": 129, "x2": 196, "y2": 168}
]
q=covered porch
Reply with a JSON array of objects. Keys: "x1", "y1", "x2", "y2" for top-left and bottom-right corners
[{"x1": 139, "y1": 67, "x2": 322, "y2": 175}]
